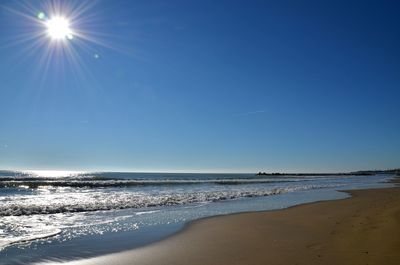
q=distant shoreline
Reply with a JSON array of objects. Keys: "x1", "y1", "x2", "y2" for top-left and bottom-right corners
[{"x1": 256, "y1": 169, "x2": 400, "y2": 176}]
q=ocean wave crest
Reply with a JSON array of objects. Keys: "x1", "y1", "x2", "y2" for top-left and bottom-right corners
[
  {"x1": 0, "y1": 184, "x2": 337, "y2": 216},
  {"x1": 0, "y1": 178, "x2": 308, "y2": 189}
]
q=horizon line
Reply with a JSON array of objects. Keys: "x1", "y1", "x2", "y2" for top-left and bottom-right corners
[{"x1": 1, "y1": 167, "x2": 399, "y2": 175}]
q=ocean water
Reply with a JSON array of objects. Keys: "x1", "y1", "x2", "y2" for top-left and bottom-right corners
[{"x1": 0, "y1": 171, "x2": 394, "y2": 265}]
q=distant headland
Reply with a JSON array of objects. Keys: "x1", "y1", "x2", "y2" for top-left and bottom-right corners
[{"x1": 256, "y1": 169, "x2": 400, "y2": 176}]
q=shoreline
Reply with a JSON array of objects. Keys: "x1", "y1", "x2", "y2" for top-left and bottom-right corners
[
  {"x1": 160, "y1": 178, "x2": 400, "y2": 245},
  {"x1": 40, "y1": 182, "x2": 400, "y2": 265}
]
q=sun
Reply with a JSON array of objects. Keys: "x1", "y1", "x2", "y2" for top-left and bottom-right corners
[
  {"x1": 45, "y1": 16, "x2": 74, "y2": 40},
  {"x1": 3, "y1": 1, "x2": 112, "y2": 89}
]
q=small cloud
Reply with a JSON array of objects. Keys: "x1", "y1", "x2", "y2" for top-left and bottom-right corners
[
  {"x1": 3, "y1": 144, "x2": 8, "y2": 148},
  {"x1": 174, "y1": 25, "x2": 186, "y2": 31},
  {"x1": 244, "y1": 110, "x2": 266, "y2": 115}
]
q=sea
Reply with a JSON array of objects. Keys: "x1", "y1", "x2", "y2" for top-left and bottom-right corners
[{"x1": 0, "y1": 170, "x2": 395, "y2": 265}]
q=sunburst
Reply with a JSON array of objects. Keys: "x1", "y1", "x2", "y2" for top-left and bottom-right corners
[{"x1": 1, "y1": 0, "x2": 116, "y2": 87}]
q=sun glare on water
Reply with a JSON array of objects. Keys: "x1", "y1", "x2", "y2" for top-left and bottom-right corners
[{"x1": 29, "y1": 170, "x2": 84, "y2": 178}]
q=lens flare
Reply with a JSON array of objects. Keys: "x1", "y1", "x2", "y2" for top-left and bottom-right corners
[{"x1": 37, "y1": 11, "x2": 46, "y2": 20}]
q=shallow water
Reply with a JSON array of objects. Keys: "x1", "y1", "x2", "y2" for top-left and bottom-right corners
[{"x1": 0, "y1": 171, "x2": 394, "y2": 265}]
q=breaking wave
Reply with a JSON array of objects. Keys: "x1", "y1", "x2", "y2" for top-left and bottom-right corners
[
  {"x1": 0, "y1": 177, "x2": 309, "y2": 189},
  {"x1": 0, "y1": 184, "x2": 338, "y2": 216}
]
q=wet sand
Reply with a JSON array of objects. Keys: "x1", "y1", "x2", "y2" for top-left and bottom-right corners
[{"x1": 42, "y1": 186, "x2": 400, "y2": 265}]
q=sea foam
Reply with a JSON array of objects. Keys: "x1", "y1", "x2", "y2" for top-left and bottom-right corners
[{"x1": 0, "y1": 184, "x2": 338, "y2": 216}]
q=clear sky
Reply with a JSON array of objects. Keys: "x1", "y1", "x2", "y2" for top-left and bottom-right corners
[{"x1": 0, "y1": 0, "x2": 399, "y2": 173}]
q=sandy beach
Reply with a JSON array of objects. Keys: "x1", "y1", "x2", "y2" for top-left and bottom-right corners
[{"x1": 41, "y1": 184, "x2": 400, "y2": 265}]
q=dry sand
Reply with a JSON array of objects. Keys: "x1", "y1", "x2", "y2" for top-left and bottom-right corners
[{"x1": 42, "y1": 186, "x2": 400, "y2": 265}]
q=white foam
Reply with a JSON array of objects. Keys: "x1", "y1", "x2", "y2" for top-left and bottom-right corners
[
  {"x1": 135, "y1": 210, "x2": 161, "y2": 216},
  {"x1": 0, "y1": 228, "x2": 61, "y2": 250},
  {"x1": 0, "y1": 184, "x2": 341, "y2": 216}
]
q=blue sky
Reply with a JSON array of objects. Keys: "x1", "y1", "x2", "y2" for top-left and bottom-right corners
[{"x1": 0, "y1": 0, "x2": 399, "y2": 173}]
